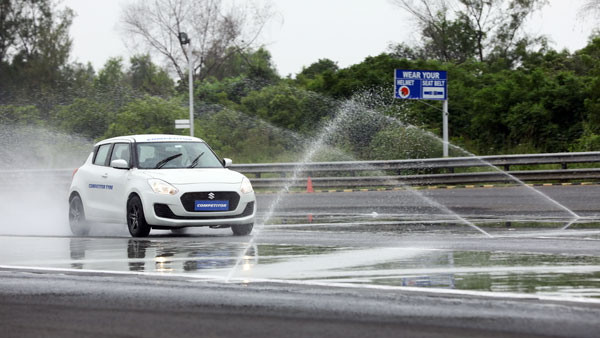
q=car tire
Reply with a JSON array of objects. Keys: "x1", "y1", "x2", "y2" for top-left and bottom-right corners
[
  {"x1": 127, "y1": 196, "x2": 151, "y2": 237},
  {"x1": 69, "y1": 194, "x2": 90, "y2": 236},
  {"x1": 231, "y1": 223, "x2": 253, "y2": 236}
]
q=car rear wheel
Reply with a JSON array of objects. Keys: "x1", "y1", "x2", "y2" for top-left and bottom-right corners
[
  {"x1": 231, "y1": 223, "x2": 253, "y2": 236},
  {"x1": 127, "y1": 196, "x2": 151, "y2": 237},
  {"x1": 69, "y1": 194, "x2": 90, "y2": 236}
]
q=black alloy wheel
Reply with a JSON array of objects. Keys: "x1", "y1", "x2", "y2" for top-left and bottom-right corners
[{"x1": 127, "y1": 196, "x2": 151, "y2": 237}]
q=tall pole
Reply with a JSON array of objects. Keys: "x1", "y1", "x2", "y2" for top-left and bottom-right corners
[
  {"x1": 443, "y1": 99, "x2": 449, "y2": 157},
  {"x1": 188, "y1": 43, "x2": 194, "y2": 137}
]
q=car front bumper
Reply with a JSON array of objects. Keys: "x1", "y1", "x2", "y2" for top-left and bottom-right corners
[{"x1": 140, "y1": 182, "x2": 256, "y2": 227}]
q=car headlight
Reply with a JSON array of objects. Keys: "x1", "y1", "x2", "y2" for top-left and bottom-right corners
[
  {"x1": 148, "y1": 179, "x2": 178, "y2": 195},
  {"x1": 240, "y1": 177, "x2": 253, "y2": 194}
]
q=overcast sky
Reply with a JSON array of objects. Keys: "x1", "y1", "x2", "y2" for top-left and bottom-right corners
[{"x1": 63, "y1": 0, "x2": 598, "y2": 77}]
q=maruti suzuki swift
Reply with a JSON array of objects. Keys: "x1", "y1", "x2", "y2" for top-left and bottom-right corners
[{"x1": 68, "y1": 135, "x2": 256, "y2": 237}]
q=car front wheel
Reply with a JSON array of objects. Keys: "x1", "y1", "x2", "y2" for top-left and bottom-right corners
[
  {"x1": 127, "y1": 196, "x2": 151, "y2": 237},
  {"x1": 69, "y1": 194, "x2": 90, "y2": 236},
  {"x1": 231, "y1": 223, "x2": 253, "y2": 236}
]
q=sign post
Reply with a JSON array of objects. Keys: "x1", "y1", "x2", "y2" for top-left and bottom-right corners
[
  {"x1": 443, "y1": 99, "x2": 448, "y2": 157},
  {"x1": 394, "y1": 69, "x2": 449, "y2": 157}
]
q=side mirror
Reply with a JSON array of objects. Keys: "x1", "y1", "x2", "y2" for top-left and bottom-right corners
[
  {"x1": 223, "y1": 158, "x2": 232, "y2": 168},
  {"x1": 111, "y1": 159, "x2": 129, "y2": 169}
]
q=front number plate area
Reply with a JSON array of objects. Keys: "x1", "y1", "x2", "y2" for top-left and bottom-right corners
[{"x1": 194, "y1": 200, "x2": 229, "y2": 211}]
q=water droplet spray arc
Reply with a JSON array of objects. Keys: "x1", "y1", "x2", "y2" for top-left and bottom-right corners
[
  {"x1": 346, "y1": 88, "x2": 581, "y2": 222},
  {"x1": 373, "y1": 109, "x2": 582, "y2": 222},
  {"x1": 226, "y1": 88, "x2": 588, "y2": 280},
  {"x1": 225, "y1": 97, "x2": 502, "y2": 282}
]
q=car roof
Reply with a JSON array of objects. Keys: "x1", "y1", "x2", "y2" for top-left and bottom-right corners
[{"x1": 95, "y1": 134, "x2": 205, "y2": 146}]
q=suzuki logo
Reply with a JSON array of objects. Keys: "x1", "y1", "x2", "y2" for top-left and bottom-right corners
[{"x1": 208, "y1": 192, "x2": 215, "y2": 199}]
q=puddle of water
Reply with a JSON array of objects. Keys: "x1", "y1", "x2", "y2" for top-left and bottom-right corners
[
  {"x1": 1, "y1": 232, "x2": 600, "y2": 300},
  {"x1": 239, "y1": 248, "x2": 600, "y2": 299},
  {"x1": 264, "y1": 216, "x2": 600, "y2": 238}
]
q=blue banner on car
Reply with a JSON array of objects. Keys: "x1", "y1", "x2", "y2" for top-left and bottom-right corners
[{"x1": 194, "y1": 200, "x2": 229, "y2": 211}]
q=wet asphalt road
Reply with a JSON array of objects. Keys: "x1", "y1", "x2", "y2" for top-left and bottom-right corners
[
  {"x1": 2, "y1": 270, "x2": 599, "y2": 338},
  {"x1": 1, "y1": 185, "x2": 600, "y2": 337},
  {"x1": 257, "y1": 184, "x2": 600, "y2": 218}
]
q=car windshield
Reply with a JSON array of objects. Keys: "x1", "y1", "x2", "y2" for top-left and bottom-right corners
[{"x1": 136, "y1": 142, "x2": 223, "y2": 169}]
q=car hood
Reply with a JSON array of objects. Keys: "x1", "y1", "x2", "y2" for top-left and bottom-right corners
[{"x1": 139, "y1": 168, "x2": 244, "y2": 185}]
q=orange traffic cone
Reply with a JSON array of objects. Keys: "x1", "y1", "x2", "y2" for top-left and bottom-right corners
[{"x1": 306, "y1": 176, "x2": 314, "y2": 193}]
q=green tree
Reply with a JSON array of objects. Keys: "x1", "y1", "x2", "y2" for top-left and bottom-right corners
[
  {"x1": 103, "y1": 96, "x2": 187, "y2": 138},
  {"x1": 327, "y1": 104, "x2": 389, "y2": 159},
  {"x1": 195, "y1": 108, "x2": 299, "y2": 163},
  {"x1": 295, "y1": 59, "x2": 339, "y2": 92},
  {"x1": 195, "y1": 76, "x2": 260, "y2": 109},
  {"x1": 0, "y1": 0, "x2": 71, "y2": 64},
  {"x1": 0, "y1": 0, "x2": 74, "y2": 112},
  {"x1": 193, "y1": 48, "x2": 279, "y2": 112},
  {"x1": 61, "y1": 62, "x2": 96, "y2": 101},
  {"x1": 369, "y1": 125, "x2": 443, "y2": 159},
  {"x1": 573, "y1": 36, "x2": 600, "y2": 150},
  {"x1": 0, "y1": 104, "x2": 42, "y2": 125},
  {"x1": 128, "y1": 54, "x2": 174, "y2": 97},
  {"x1": 54, "y1": 98, "x2": 114, "y2": 139},
  {"x1": 204, "y1": 47, "x2": 279, "y2": 84},
  {"x1": 93, "y1": 57, "x2": 134, "y2": 111},
  {"x1": 464, "y1": 65, "x2": 586, "y2": 153},
  {"x1": 241, "y1": 83, "x2": 336, "y2": 133},
  {"x1": 297, "y1": 59, "x2": 339, "y2": 78}
]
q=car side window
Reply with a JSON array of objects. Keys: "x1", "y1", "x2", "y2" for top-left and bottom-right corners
[
  {"x1": 110, "y1": 143, "x2": 131, "y2": 164},
  {"x1": 93, "y1": 144, "x2": 112, "y2": 166}
]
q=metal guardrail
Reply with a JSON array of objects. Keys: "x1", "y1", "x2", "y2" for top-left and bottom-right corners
[
  {"x1": 231, "y1": 151, "x2": 600, "y2": 188},
  {"x1": 246, "y1": 169, "x2": 600, "y2": 188},
  {"x1": 231, "y1": 152, "x2": 600, "y2": 176},
  {"x1": 2, "y1": 152, "x2": 600, "y2": 189}
]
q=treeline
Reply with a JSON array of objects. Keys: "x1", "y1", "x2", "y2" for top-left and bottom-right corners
[{"x1": 2, "y1": 0, "x2": 600, "y2": 163}]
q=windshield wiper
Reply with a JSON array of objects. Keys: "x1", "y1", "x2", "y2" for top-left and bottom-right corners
[
  {"x1": 155, "y1": 153, "x2": 182, "y2": 169},
  {"x1": 187, "y1": 152, "x2": 205, "y2": 168}
]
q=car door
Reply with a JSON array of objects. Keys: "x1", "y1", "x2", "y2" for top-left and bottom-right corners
[
  {"x1": 101, "y1": 142, "x2": 133, "y2": 222},
  {"x1": 84, "y1": 143, "x2": 114, "y2": 220}
]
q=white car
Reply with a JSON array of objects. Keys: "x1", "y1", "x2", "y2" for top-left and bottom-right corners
[{"x1": 68, "y1": 134, "x2": 256, "y2": 237}]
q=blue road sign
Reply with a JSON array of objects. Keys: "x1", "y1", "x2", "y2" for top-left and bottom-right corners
[{"x1": 394, "y1": 69, "x2": 447, "y2": 100}]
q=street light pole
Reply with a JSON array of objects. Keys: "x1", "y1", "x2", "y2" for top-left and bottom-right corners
[
  {"x1": 187, "y1": 42, "x2": 193, "y2": 137},
  {"x1": 178, "y1": 32, "x2": 194, "y2": 137}
]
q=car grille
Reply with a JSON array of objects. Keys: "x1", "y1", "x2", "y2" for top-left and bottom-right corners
[
  {"x1": 154, "y1": 202, "x2": 254, "y2": 220},
  {"x1": 180, "y1": 191, "x2": 240, "y2": 212}
]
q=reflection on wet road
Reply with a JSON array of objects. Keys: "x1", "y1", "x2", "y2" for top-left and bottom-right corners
[{"x1": 2, "y1": 216, "x2": 600, "y2": 300}]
